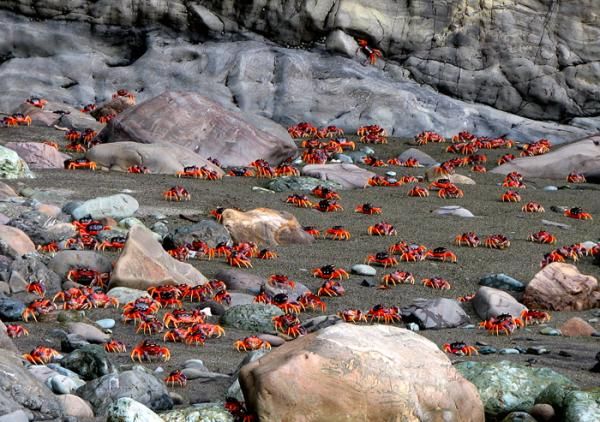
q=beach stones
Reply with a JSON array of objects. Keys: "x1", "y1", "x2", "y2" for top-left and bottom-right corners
[
  {"x1": 65, "y1": 322, "x2": 110, "y2": 344},
  {"x1": 161, "y1": 404, "x2": 234, "y2": 422},
  {"x1": 456, "y1": 360, "x2": 575, "y2": 416},
  {"x1": 0, "y1": 321, "x2": 17, "y2": 352},
  {"x1": 216, "y1": 269, "x2": 264, "y2": 294},
  {"x1": 0, "y1": 145, "x2": 33, "y2": 179},
  {"x1": 109, "y1": 225, "x2": 208, "y2": 290},
  {"x1": 221, "y1": 208, "x2": 314, "y2": 246},
  {"x1": 559, "y1": 317, "x2": 597, "y2": 336},
  {"x1": 523, "y1": 263, "x2": 600, "y2": 311},
  {"x1": 400, "y1": 298, "x2": 470, "y2": 329},
  {"x1": 433, "y1": 205, "x2": 475, "y2": 218},
  {"x1": 0, "y1": 296, "x2": 25, "y2": 321},
  {"x1": 5, "y1": 142, "x2": 69, "y2": 169},
  {"x1": 8, "y1": 255, "x2": 61, "y2": 294},
  {"x1": 479, "y1": 274, "x2": 525, "y2": 292},
  {"x1": 56, "y1": 394, "x2": 94, "y2": 418},
  {"x1": 167, "y1": 219, "x2": 231, "y2": 248},
  {"x1": 106, "y1": 397, "x2": 163, "y2": 422},
  {"x1": 537, "y1": 384, "x2": 600, "y2": 422},
  {"x1": 472, "y1": 286, "x2": 527, "y2": 319},
  {"x1": 351, "y1": 264, "x2": 376, "y2": 276},
  {"x1": 106, "y1": 287, "x2": 151, "y2": 304},
  {"x1": 240, "y1": 324, "x2": 484, "y2": 421},
  {"x1": 70, "y1": 193, "x2": 139, "y2": 220},
  {"x1": 61, "y1": 345, "x2": 114, "y2": 381},
  {"x1": 0, "y1": 225, "x2": 35, "y2": 258},
  {"x1": 302, "y1": 163, "x2": 375, "y2": 189},
  {"x1": 99, "y1": 91, "x2": 295, "y2": 167},
  {"x1": 221, "y1": 303, "x2": 282, "y2": 332}
]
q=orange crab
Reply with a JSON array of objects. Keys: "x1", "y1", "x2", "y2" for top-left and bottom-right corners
[
  {"x1": 367, "y1": 305, "x2": 402, "y2": 324},
  {"x1": 274, "y1": 163, "x2": 299, "y2": 177},
  {"x1": 479, "y1": 313, "x2": 524, "y2": 335},
  {"x1": 303, "y1": 226, "x2": 321, "y2": 238},
  {"x1": 127, "y1": 165, "x2": 150, "y2": 174},
  {"x1": 484, "y1": 234, "x2": 510, "y2": 249},
  {"x1": 520, "y1": 309, "x2": 551, "y2": 325},
  {"x1": 164, "y1": 369, "x2": 187, "y2": 387},
  {"x1": 64, "y1": 158, "x2": 97, "y2": 170},
  {"x1": 297, "y1": 292, "x2": 326, "y2": 312},
  {"x1": 564, "y1": 207, "x2": 592, "y2": 220},
  {"x1": 317, "y1": 280, "x2": 345, "y2": 297},
  {"x1": 415, "y1": 131, "x2": 445, "y2": 145},
  {"x1": 22, "y1": 299, "x2": 57, "y2": 322},
  {"x1": 408, "y1": 186, "x2": 429, "y2": 198},
  {"x1": 367, "y1": 222, "x2": 397, "y2": 236},
  {"x1": 312, "y1": 264, "x2": 349, "y2": 280},
  {"x1": 365, "y1": 252, "x2": 398, "y2": 268},
  {"x1": 257, "y1": 248, "x2": 278, "y2": 259},
  {"x1": 381, "y1": 271, "x2": 415, "y2": 287},
  {"x1": 438, "y1": 185, "x2": 464, "y2": 199},
  {"x1": 26, "y1": 96, "x2": 47, "y2": 108},
  {"x1": 311, "y1": 185, "x2": 340, "y2": 200},
  {"x1": 442, "y1": 342, "x2": 478, "y2": 356},
  {"x1": 325, "y1": 226, "x2": 351, "y2": 240},
  {"x1": 6, "y1": 324, "x2": 29, "y2": 338},
  {"x1": 367, "y1": 175, "x2": 402, "y2": 187},
  {"x1": 357, "y1": 39, "x2": 383, "y2": 65},
  {"x1": 227, "y1": 251, "x2": 252, "y2": 268},
  {"x1": 497, "y1": 154, "x2": 516, "y2": 165},
  {"x1": 528, "y1": 231, "x2": 557, "y2": 245},
  {"x1": 425, "y1": 247, "x2": 457, "y2": 263},
  {"x1": 314, "y1": 199, "x2": 343, "y2": 212},
  {"x1": 338, "y1": 309, "x2": 367, "y2": 323},
  {"x1": 454, "y1": 232, "x2": 480, "y2": 247},
  {"x1": 354, "y1": 203, "x2": 382, "y2": 215},
  {"x1": 104, "y1": 340, "x2": 127, "y2": 353},
  {"x1": 273, "y1": 314, "x2": 306, "y2": 337},
  {"x1": 23, "y1": 346, "x2": 61, "y2": 364},
  {"x1": 26, "y1": 280, "x2": 46, "y2": 297},
  {"x1": 163, "y1": 186, "x2": 190, "y2": 201},
  {"x1": 566, "y1": 172, "x2": 586, "y2": 183},
  {"x1": 522, "y1": 201, "x2": 545, "y2": 213},
  {"x1": 130, "y1": 340, "x2": 171, "y2": 362},
  {"x1": 249, "y1": 159, "x2": 275, "y2": 178},
  {"x1": 500, "y1": 190, "x2": 521, "y2": 202},
  {"x1": 286, "y1": 194, "x2": 314, "y2": 208},
  {"x1": 113, "y1": 89, "x2": 136, "y2": 102},
  {"x1": 422, "y1": 277, "x2": 452, "y2": 290}
]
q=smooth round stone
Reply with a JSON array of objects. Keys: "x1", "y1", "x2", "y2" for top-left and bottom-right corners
[
  {"x1": 461, "y1": 324, "x2": 476, "y2": 329},
  {"x1": 351, "y1": 264, "x2": 376, "y2": 276},
  {"x1": 527, "y1": 346, "x2": 550, "y2": 355},
  {"x1": 360, "y1": 146, "x2": 375, "y2": 154},
  {"x1": 433, "y1": 205, "x2": 475, "y2": 218},
  {"x1": 478, "y1": 346, "x2": 497, "y2": 355},
  {"x1": 258, "y1": 333, "x2": 285, "y2": 347},
  {"x1": 334, "y1": 153, "x2": 353, "y2": 163},
  {"x1": 540, "y1": 327, "x2": 562, "y2": 336},
  {"x1": 48, "y1": 374, "x2": 80, "y2": 394},
  {"x1": 385, "y1": 171, "x2": 397, "y2": 177},
  {"x1": 499, "y1": 348, "x2": 521, "y2": 355},
  {"x1": 543, "y1": 186, "x2": 558, "y2": 191},
  {"x1": 95, "y1": 319, "x2": 115, "y2": 329},
  {"x1": 406, "y1": 322, "x2": 419, "y2": 332},
  {"x1": 360, "y1": 278, "x2": 377, "y2": 287},
  {"x1": 183, "y1": 359, "x2": 208, "y2": 371}
]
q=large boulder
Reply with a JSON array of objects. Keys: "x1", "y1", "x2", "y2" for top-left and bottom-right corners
[
  {"x1": 523, "y1": 263, "x2": 600, "y2": 311},
  {"x1": 0, "y1": 146, "x2": 32, "y2": 179},
  {"x1": 85, "y1": 142, "x2": 224, "y2": 175},
  {"x1": 492, "y1": 137, "x2": 600, "y2": 179},
  {"x1": 302, "y1": 164, "x2": 375, "y2": 189},
  {"x1": 0, "y1": 225, "x2": 35, "y2": 258},
  {"x1": 0, "y1": 351, "x2": 63, "y2": 420},
  {"x1": 5, "y1": 142, "x2": 70, "y2": 169},
  {"x1": 109, "y1": 225, "x2": 208, "y2": 290},
  {"x1": 240, "y1": 324, "x2": 484, "y2": 421},
  {"x1": 472, "y1": 286, "x2": 528, "y2": 319},
  {"x1": 221, "y1": 208, "x2": 314, "y2": 247},
  {"x1": 98, "y1": 91, "x2": 296, "y2": 166}
]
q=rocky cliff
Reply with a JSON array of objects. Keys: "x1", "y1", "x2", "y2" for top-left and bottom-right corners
[{"x1": 1, "y1": 0, "x2": 599, "y2": 140}]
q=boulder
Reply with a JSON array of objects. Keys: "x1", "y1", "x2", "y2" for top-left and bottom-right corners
[
  {"x1": 221, "y1": 303, "x2": 282, "y2": 332},
  {"x1": 99, "y1": 91, "x2": 296, "y2": 166},
  {"x1": 457, "y1": 361, "x2": 575, "y2": 416},
  {"x1": 70, "y1": 194, "x2": 139, "y2": 220},
  {"x1": 472, "y1": 286, "x2": 527, "y2": 319},
  {"x1": 537, "y1": 384, "x2": 600, "y2": 422},
  {"x1": 221, "y1": 208, "x2": 314, "y2": 247},
  {"x1": 0, "y1": 351, "x2": 63, "y2": 420},
  {"x1": 0, "y1": 145, "x2": 33, "y2": 179},
  {"x1": 523, "y1": 263, "x2": 600, "y2": 311},
  {"x1": 107, "y1": 287, "x2": 151, "y2": 304},
  {"x1": 5, "y1": 142, "x2": 70, "y2": 169},
  {"x1": 86, "y1": 142, "x2": 224, "y2": 175},
  {"x1": 167, "y1": 219, "x2": 231, "y2": 249},
  {"x1": 8, "y1": 255, "x2": 62, "y2": 294},
  {"x1": 161, "y1": 404, "x2": 234, "y2": 422},
  {"x1": 302, "y1": 164, "x2": 375, "y2": 189},
  {"x1": 0, "y1": 225, "x2": 35, "y2": 258},
  {"x1": 479, "y1": 274, "x2": 525, "y2": 292},
  {"x1": 400, "y1": 298, "x2": 471, "y2": 329},
  {"x1": 492, "y1": 137, "x2": 600, "y2": 179},
  {"x1": 215, "y1": 269, "x2": 264, "y2": 294},
  {"x1": 61, "y1": 345, "x2": 115, "y2": 381},
  {"x1": 559, "y1": 317, "x2": 597, "y2": 337},
  {"x1": 65, "y1": 322, "x2": 110, "y2": 344},
  {"x1": 395, "y1": 148, "x2": 437, "y2": 167},
  {"x1": 325, "y1": 29, "x2": 359, "y2": 58},
  {"x1": 240, "y1": 324, "x2": 484, "y2": 421},
  {"x1": 49, "y1": 250, "x2": 112, "y2": 278},
  {"x1": 106, "y1": 397, "x2": 163, "y2": 422},
  {"x1": 76, "y1": 366, "x2": 173, "y2": 416},
  {"x1": 56, "y1": 394, "x2": 94, "y2": 419},
  {"x1": 109, "y1": 225, "x2": 208, "y2": 290},
  {"x1": 8, "y1": 210, "x2": 76, "y2": 244},
  {"x1": 0, "y1": 296, "x2": 25, "y2": 321},
  {"x1": 13, "y1": 101, "x2": 101, "y2": 129}
]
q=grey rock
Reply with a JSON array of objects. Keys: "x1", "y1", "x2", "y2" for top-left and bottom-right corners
[
  {"x1": 479, "y1": 274, "x2": 525, "y2": 292},
  {"x1": 301, "y1": 314, "x2": 343, "y2": 333},
  {"x1": 536, "y1": 384, "x2": 600, "y2": 422},
  {"x1": 161, "y1": 403, "x2": 234, "y2": 422},
  {"x1": 267, "y1": 177, "x2": 342, "y2": 193},
  {"x1": 400, "y1": 298, "x2": 470, "y2": 329},
  {"x1": 543, "y1": 186, "x2": 559, "y2": 192},
  {"x1": 71, "y1": 194, "x2": 139, "y2": 220},
  {"x1": 150, "y1": 221, "x2": 169, "y2": 240},
  {"x1": 8, "y1": 255, "x2": 61, "y2": 294},
  {"x1": 96, "y1": 319, "x2": 115, "y2": 329},
  {"x1": 501, "y1": 412, "x2": 537, "y2": 422},
  {"x1": 118, "y1": 217, "x2": 145, "y2": 230},
  {"x1": 542, "y1": 219, "x2": 572, "y2": 230},
  {"x1": 433, "y1": 206, "x2": 475, "y2": 218},
  {"x1": 227, "y1": 349, "x2": 270, "y2": 402},
  {"x1": 61, "y1": 345, "x2": 115, "y2": 381},
  {"x1": 221, "y1": 304, "x2": 283, "y2": 332},
  {"x1": 227, "y1": 292, "x2": 256, "y2": 307},
  {"x1": 0, "y1": 410, "x2": 29, "y2": 422},
  {"x1": 106, "y1": 397, "x2": 163, "y2": 422},
  {"x1": 258, "y1": 333, "x2": 284, "y2": 347},
  {"x1": 472, "y1": 286, "x2": 527, "y2": 320},
  {"x1": 49, "y1": 250, "x2": 112, "y2": 278},
  {"x1": 215, "y1": 269, "x2": 264, "y2": 294},
  {"x1": 76, "y1": 366, "x2": 173, "y2": 416},
  {"x1": 0, "y1": 296, "x2": 25, "y2": 321},
  {"x1": 61, "y1": 334, "x2": 91, "y2": 353},
  {"x1": 106, "y1": 287, "x2": 151, "y2": 304},
  {"x1": 499, "y1": 348, "x2": 521, "y2": 355},
  {"x1": 406, "y1": 322, "x2": 419, "y2": 332},
  {"x1": 396, "y1": 148, "x2": 436, "y2": 166},
  {"x1": 262, "y1": 279, "x2": 310, "y2": 299},
  {"x1": 302, "y1": 164, "x2": 375, "y2": 189},
  {"x1": 540, "y1": 327, "x2": 562, "y2": 336},
  {"x1": 167, "y1": 219, "x2": 231, "y2": 249},
  {"x1": 47, "y1": 374, "x2": 83, "y2": 395},
  {"x1": 66, "y1": 322, "x2": 110, "y2": 343},
  {"x1": 180, "y1": 368, "x2": 229, "y2": 381},
  {"x1": 8, "y1": 210, "x2": 75, "y2": 244},
  {"x1": 325, "y1": 29, "x2": 358, "y2": 58},
  {"x1": 478, "y1": 346, "x2": 497, "y2": 355},
  {"x1": 526, "y1": 346, "x2": 550, "y2": 355},
  {"x1": 351, "y1": 264, "x2": 376, "y2": 276},
  {"x1": 360, "y1": 278, "x2": 377, "y2": 287}
]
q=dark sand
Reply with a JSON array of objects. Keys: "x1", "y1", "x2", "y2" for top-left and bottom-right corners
[{"x1": 1, "y1": 126, "x2": 599, "y2": 407}]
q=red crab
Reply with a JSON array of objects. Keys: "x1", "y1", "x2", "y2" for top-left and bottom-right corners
[
  {"x1": 271, "y1": 293, "x2": 302, "y2": 314},
  {"x1": 566, "y1": 172, "x2": 586, "y2": 183},
  {"x1": 367, "y1": 175, "x2": 402, "y2": 187},
  {"x1": 26, "y1": 280, "x2": 46, "y2": 297},
  {"x1": 438, "y1": 185, "x2": 464, "y2": 199},
  {"x1": 311, "y1": 186, "x2": 340, "y2": 200},
  {"x1": 528, "y1": 231, "x2": 557, "y2": 245},
  {"x1": 22, "y1": 299, "x2": 57, "y2": 322},
  {"x1": 338, "y1": 309, "x2": 367, "y2": 323},
  {"x1": 367, "y1": 305, "x2": 402, "y2": 324},
  {"x1": 471, "y1": 164, "x2": 487, "y2": 173},
  {"x1": 65, "y1": 143, "x2": 87, "y2": 153},
  {"x1": 442, "y1": 342, "x2": 478, "y2": 356},
  {"x1": 312, "y1": 265, "x2": 349, "y2": 280},
  {"x1": 302, "y1": 148, "x2": 330, "y2": 164},
  {"x1": 163, "y1": 186, "x2": 190, "y2": 201},
  {"x1": 457, "y1": 294, "x2": 476, "y2": 302},
  {"x1": 136, "y1": 314, "x2": 164, "y2": 335},
  {"x1": 425, "y1": 247, "x2": 457, "y2": 263},
  {"x1": 164, "y1": 370, "x2": 187, "y2": 387},
  {"x1": 130, "y1": 340, "x2": 170, "y2": 362},
  {"x1": 415, "y1": 131, "x2": 445, "y2": 145},
  {"x1": 479, "y1": 313, "x2": 524, "y2": 335},
  {"x1": 23, "y1": 346, "x2": 61, "y2": 365},
  {"x1": 104, "y1": 340, "x2": 127, "y2": 353},
  {"x1": 564, "y1": 207, "x2": 592, "y2": 220},
  {"x1": 249, "y1": 159, "x2": 275, "y2": 178},
  {"x1": 274, "y1": 163, "x2": 299, "y2": 177},
  {"x1": 325, "y1": 226, "x2": 351, "y2": 240},
  {"x1": 65, "y1": 129, "x2": 81, "y2": 142},
  {"x1": 273, "y1": 314, "x2": 305, "y2": 337},
  {"x1": 500, "y1": 190, "x2": 521, "y2": 202},
  {"x1": 408, "y1": 186, "x2": 429, "y2": 197},
  {"x1": 286, "y1": 194, "x2": 314, "y2": 208},
  {"x1": 6, "y1": 324, "x2": 29, "y2": 338},
  {"x1": 497, "y1": 154, "x2": 516, "y2": 165},
  {"x1": 162, "y1": 309, "x2": 207, "y2": 328},
  {"x1": 303, "y1": 226, "x2": 321, "y2": 238},
  {"x1": 26, "y1": 96, "x2": 47, "y2": 108},
  {"x1": 224, "y1": 398, "x2": 257, "y2": 422},
  {"x1": 234, "y1": 336, "x2": 272, "y2": 352},
  {"x1": 127, "y1": 165, "x2": 150, "y2": 174},
  {"x1": 365, "y1": 252, "x2": 398, "y2": 268},
  {"x1": 317, "y1": 280, "x2": 345, "y2": 297},
  {"x1": 66, "y1": 268, "x2": 110, "y2": 288},
  {"x1": 267, "y1": 274, "x2": 296, "y2": 290},
  {"x1": 81, "y1": 104, "x2": 96, "y2": 113},
  {"x1": 227, "y1": 167, "x2": 255, "y2": 177},
  {"x1": 381, "y1": 271, "x2": 415, "y2": 287},
  {"x1": 354, "y1": 203, "x2": 382, "y2": 215},
  {"x1": 95, "y1": 236, "x2": 126, "y2": 251},
  {"x1": 64, "y1": 158, "x2": 97, "y2": 171},
  {"x1": 484, "y1": 234, "x2": 511, "y2": 249},
  {"x1": 314, "y1": 199, "x2": 343, "y2": 212},
  {"x1": 454, "y1": 232, "x2": 480, "y2": 247},
  {"x1": 297, "y1": 292, "x2": 326, "y2": 312},
  {"x1": 520, "y1": 309, "x2": 551, "y2": 325},
  {"x1": 257, "y1": 248, "x2": 278, "y2": 259},
  {"x1": 147, "y1": 285, "x2": 183, "y2": 308},
  {"x1": 522, "y1": 202, "x2": 545, "y2": 213},
  {"x1": 113, "y1": 89, "x2": 136, "y2": 102},
  {"x1": 422, "y1": 277, "x2": 452, "y2": 290},
  {"x1": 163, "y1": 328, "x2": 190, "y2": 343},
  {"x1": 362, "y1": 155, "x2": 387, "y2": 167},
  {"x1": 227, "y1": 251, "x2": 252, "y2": 268},
  {"x1": 367, "y1": 222, "x2": 397, "y2": 236}
]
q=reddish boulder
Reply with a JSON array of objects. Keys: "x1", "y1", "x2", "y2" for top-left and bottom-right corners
[
  {"x1": 0, "y1": 225, "x2": 36, "y2": 258},
  {"x1": 559, "y1": 317, "x2": 597, "y2": 336},
  {"x1": 5, "y1": 142, "x2": 70, "y2": 169}
]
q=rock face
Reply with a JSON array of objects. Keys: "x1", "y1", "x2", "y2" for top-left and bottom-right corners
[
  {"x1": 240, "y1": 324, "x2": 484, "y2": 421},
  {"x1": 99, "y1": 91, "x2": 296, "y2": 166},
  {"x1": 109, "y1": 225, "x2": 208, "y2": 290},
  {"x1": 221, "y1": 208, "x2": 314, "y2": 247},
  {"x1": 523, "y1": 263, "x2": 600, "y2": 311},
  {"x1": 0, "y1": 352, "x2": 63, "y2": 420},
  {"x1": 86, "y1": 142, "x2": 224, "y2": 175},
  {"x1": 492, "y1": 137, "x2": 600, "y2": 179},
  {"x1": 302, "y1": 164, "x2": 375, "y2": 189},
  {"x1": 5, "y1": 142, "x2": 70, "y2": 169}
]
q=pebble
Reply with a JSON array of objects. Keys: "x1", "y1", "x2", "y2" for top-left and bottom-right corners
[
  {"x1": 359, "y1": 278, "x2": 376, "y2": 287},
  {"x1": 558, "y1": 350, "x2": 572, "y2": 357},
  {"x1": 258, "y1": 333, "x2": 285, "y2": 347},
  {"x1": 543, "y1": 185, "x2": 558, "y2": 191},
  {"x1": 479, "y1": 273, "x2": 525, "y2": 292},
  {"x1": 360, "y1": 146, "x2": 375, "y2": 154},
  {"x1": 252, "y1": 186, "x2": 275, "y2": 193},
  {"x1": 499, "y1": 348, "x2": 521, "y2": 355},
  {"x1": 385, "y1": 171, "x2": 396, "y2": 177},
  {"x1": 406, "y1": 322, "x2": 419, "y2": 331},
  {"x1": 0, "y1": 296, "x2": 26, "y2": 321},
  {"x1": 541, "y1": 219, "x2": 571, "y2": 229},
  {"x1": 526, "y1": 346, "x2": 550, "y2": 355},
  {"x1": 540, "y1": 327, "x2": 562, "y2": 336},
  {"x1": 150, "y1": 221, "x2": 169, "y2": 239},
  {"x1": 154, "y1": 367, "x2": 164, "y2": 374},
  {"x1": 461, "y1": 324, "x2": 476, "y2": 329},
  {"x1": 169, "y1": 392, "x2": 184, "y2": 406},
  {"x1": 433, "y1": 205, "x2": 475, "y2": 218},
  {"x1": 183, "y1": 359, "x2": 207, "y2": 370},
  {"x1": 95, "y1": 319, "x2": 115, "y2": 329},
  {"x1": 351, "y1": 264, "x2": 376, "y2": 276},
  {"x1": 478, "y1": 346, "x2": 497, "y2": 355}
]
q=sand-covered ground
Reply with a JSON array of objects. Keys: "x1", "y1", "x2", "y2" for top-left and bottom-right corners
[{"x1": 1, "y1": 126, "x2": 599, "y2": 407}]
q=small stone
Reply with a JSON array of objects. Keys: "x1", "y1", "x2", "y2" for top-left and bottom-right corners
[
  {"x1": 360, "y1": 146, "x2": 375, "y2": 154},
  {"x1": 385, "y1": 171, "x2": 396, "y2": 177},
  {"x1": 499, "y1": 348, "x2": 521, "y2": 355},
  {"x1": 57, "y1": 310, "x2": 86, "y2": 323},
  {"x1": 540, "y1": 327, "x2": 562, "y2": 336},
  {"x1": 541, "y1": 219, "x2": 571, "y2": 229},
  {"x1": 559, "y1": 317, "x2": 597, "y2": 336},
  {"x1": 301, "y1": 315, "x2": 342, "y2": 333},
  {"x1": 351, "y1": 264, "x2": 376, "y2": 276},
  {"x1": 95, "y1": 319, "x2": 115, "y2": 329},
  {"x1": 478, "y1": 346, "x2": 497, "y2": 355},
  {"x1": 558, "y1": 350, "x2": 572, "y2": 357},
  {"x1": 0, "y1": 296, "x2": 25, "y2": 321},
  {"x1": 543, "y1": 186, "x2": 558, "y2": 191},
  {"x1": 530, "y1": 403, "x2": 555, "y2": 422},
  {"x1": 183, "y1": 359, "x2": 208, "y2": 371},
  {"x1": 66, "y1": 322, "x2": 110, "y2": 343},
  {"x1": 221, "y1": 304, "x2": 283, "y2": 332},
  {"x1": 501, "y1": 411, "x2": 537, "y2": 422},
  {"x1": 106, "y1": 397, "x2": 163, "y2": 422},
  {"x1": 461, "y1": 324, "x2": 476, "y2": 329},
  {"x1": 479, "y1": 274, "x2": 525, "y2": 292},
  {"x1": 526, "y1": 346, "x2": 550, "y2": 355},
  {"x1": 169, "y1": 392, "x2": 184, "y2": 406},
  {"x1": 47, "y1": 374, "x2": 82, "y2": 394},
  {"x1": 360, "y1": 278, "x2": 377, "y2": 287},
  {"x1": 107, "y1": 287, "x2": 151, "y2": 304},
  {"x1": 258, "y1": 333, "x2": 284, "y2": 347},
  {"x1": 406, "y1": 322, "x2": 419, "y2": 331},
  {"x1": 119, "y1": 217, "x2": 145, "y2": 229},
  {"x1": 433, "y1": 205, "x2": 475, "y2": 218}
]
